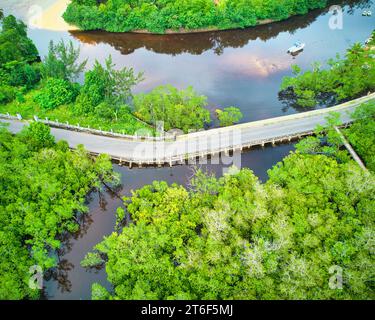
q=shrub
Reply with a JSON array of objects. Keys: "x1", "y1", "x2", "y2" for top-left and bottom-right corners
[
  {"x1": 0, "y1": 15, "x2": 39, "y2": 65},
  {"x1": 134, "y1": 85, "x2": 211, "y2": 132},
  {"x1": 94, "y1": 101, "x2": 132, "y2": 121},
  {"x1": 217, "y1": 106, "x2": 243, "y2": 127},
  {"x1": 79, "y1": 56, "x2": 143, "y2": 108},
  {"x1": 34, "y1": 78, "x2": 80, "y2": 110},
  {"x1": 8, "y1": 62, "x2": 41, "y2": 89},
  {"x1": 81, "y1": 252, "x2": 104, "y2": 268},
  {"x1": 18, "y1": 121, "x2": 55, "y2": 151},
  {"x1": 72, "y1": 93, "x2": 95, "y2": 115},
  {"x1": 0, "y1": 84, "x2": 15, "y2": 104},
  {"x1": 41, "y1": 40, "x2": 87, "y2": 82}
]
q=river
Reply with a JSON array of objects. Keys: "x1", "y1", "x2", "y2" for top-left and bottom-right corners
[{"x1": 0, "y1": 0, "x2": 374, "y2": 299}]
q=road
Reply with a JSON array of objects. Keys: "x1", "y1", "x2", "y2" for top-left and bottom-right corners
[{"x1": 1, "y1": 93, "x2": 374, "y2": 166}]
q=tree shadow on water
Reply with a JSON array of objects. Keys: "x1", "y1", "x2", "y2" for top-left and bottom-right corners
[
  {"x1": 278, "y1": 88, "x2": 338, "y2": 113},
  {"x1": 69, "y1": 0, "x2": 371, "y2": 57},
  {"x1": 44, "y1": 259, "x2": 74, "y2": 294}
]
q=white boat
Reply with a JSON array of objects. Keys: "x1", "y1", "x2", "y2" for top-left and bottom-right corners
[
  {"x1": 362, "y1": 10, "x2": 372, "y2": 16},
  {"x1": 287, "y1": 41, "x2": 305, "y2": 54},
  {"x1": 365, "y1": 37, "x2": 373, "y2": 45}
]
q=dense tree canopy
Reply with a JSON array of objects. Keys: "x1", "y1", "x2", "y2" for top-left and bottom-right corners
[
  {"x1": 0, "y1": 123, "x2": 118, "y2": 299},
  {"x1": 84, "y1": 104, "x2": 375, "y2": 299},
  {"x1": 0, "y1": 15, "x2": 39, "y2": 65},
  {"x1": 0, "y1": 15, "x2": 40, "y2": 103},
  {"x1": 63, "y1": 0, "x2": 329, "y2": 33},
  {"x1": 82, "y1": 103, "x2": 375, "y2": 300},
  {"x1": 85, "y1": 153, "x2": 374, "y2": 300}
]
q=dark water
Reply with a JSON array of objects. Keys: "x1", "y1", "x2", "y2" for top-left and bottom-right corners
[{"x1": 1, "y1": 0, "x2": 374, "y2": 299}]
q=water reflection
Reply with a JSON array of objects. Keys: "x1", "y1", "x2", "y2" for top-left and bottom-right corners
[
  {"x1": 43, "y1": 184, "x2": 124, "y2": 298},
  {"x1": 64, "y1": 0, "x2": 374, "y2": 122},
  {"x1": 4, "y1": 0, "x2": 371, "y2": 121},
  {"x1": 219, "y1": 52, "x2": 290, "y2": 77},
  {"x1": 69, "y1": 0, "x2": 372, "y2": 57},
  {"x1": 45, "y1": 259, "x2": 74, "y2": 295},
  {"x1": 70, "y1": 7, "x2": 328, "y2": 56}
]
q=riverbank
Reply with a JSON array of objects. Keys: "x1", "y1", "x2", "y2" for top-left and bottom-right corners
[
  {"x1": 34, "y1": 1, "x2": 288, "y2": 34},
  {"x1": 130, "y1": 19, "x2": 275, "y2": 35},
  {"x1": 62, "y1": 0, "x2": 331, "y2": 34}
]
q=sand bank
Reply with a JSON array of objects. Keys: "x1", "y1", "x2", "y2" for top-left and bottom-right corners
[{"x1": 30, "y1": 0, "x2": 77, "y2": 31}]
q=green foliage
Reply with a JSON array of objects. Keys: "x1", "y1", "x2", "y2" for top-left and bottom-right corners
[
  {"x1": 63, "y1": 0, "x2": 329, "y2": 33},
  {"x1": 344, "y1": 101, "x2": 375, "y2": 172},
  {"x1": 7, "y1": 62, "x2": 41, "y2": 89},
  {"x1": 34, "y1": 78, "x2": 80, "y2": 110},
  {"x1": 82, "y1": 56, "x2": 143, "y2": 106},
  {"x1": 217, "y1": 106, "x2": 243, "y2": 127},
  {"x1": 88, "y1": 151, "x2": 374, "y2": 299},
  {"x1": 76, "y1": 56, "x2": 143, "y2": 121},
  {"x1": 0, "y1": 84, "x2": 15, "y2": 104},
  {"x1": 81, "y1": 252, "x2": 105, "y2": 268},
  {"x1": 41, "y1": 40, "x2": 87, "y2": 82},
  {"x1": 280, "y1": 39, "x2": 375, "y2": 108},
  {"x1": 0, "y1": 14, "x2": 147, "y2": 135},
  {"x1": 92, "y1": 283, "x2": 110, "y2": 300},
  {"x1": 0, "y1": 14, "x2": 40, "y2": 103},
  {"x1": 295, "y1": 111, "x2": 351, "y2": 164},
  {"x1": 295, "y1": 102, "x2": 375, "y2": 171},
  {"x1": 0, "y1": 124, "x2": 118, "y2": 299},
  {"x1": 0, "y1": 15, "x2": 39, "y2": 65},
  {"x1": 18, "y1": 121, "x2": 55, "y2": 151},
  {"x1": 134, "y1": 85, "x2": 211, "y2": 132},
  {"x1": 0, "y1": 88, "x2": 150, "y2": 135}
]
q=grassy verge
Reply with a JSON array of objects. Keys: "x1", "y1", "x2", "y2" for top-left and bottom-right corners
[{"x1": 0, "y1": 88, "x2": 152, "y2": 135}]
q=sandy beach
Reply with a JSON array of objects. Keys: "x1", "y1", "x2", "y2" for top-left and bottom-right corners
[{"x1": 30, "y1": 0, "x2": 77, "y2": 31}]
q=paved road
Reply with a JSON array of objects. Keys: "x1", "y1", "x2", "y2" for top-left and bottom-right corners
[{"x1": 1, "y1": 94, "x2": 374, "y2": 165}]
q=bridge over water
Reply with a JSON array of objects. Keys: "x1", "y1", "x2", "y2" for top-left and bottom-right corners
[{"x1": 1, "y1": 93, "x2": 374, "y2": 167}]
